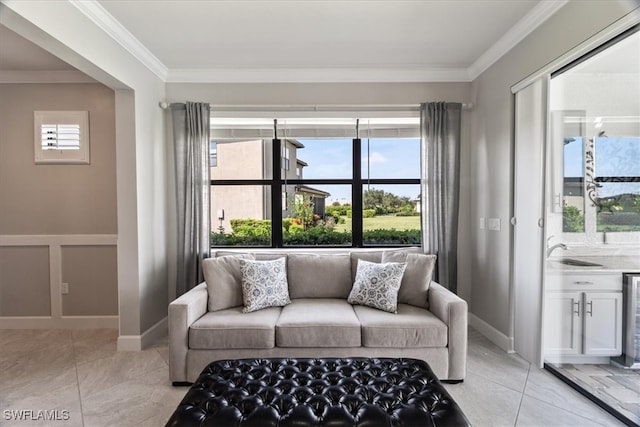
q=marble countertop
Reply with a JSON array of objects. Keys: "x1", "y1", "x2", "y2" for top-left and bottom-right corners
[{"x1": 547, "y1": 255, "x2": 640, "y2": 274}]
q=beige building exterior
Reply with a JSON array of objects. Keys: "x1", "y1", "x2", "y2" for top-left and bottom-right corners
[{"x1": 210, "y1": 139, "x2": 329, "y2": 233}]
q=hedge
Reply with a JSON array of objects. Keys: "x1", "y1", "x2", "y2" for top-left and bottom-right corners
[{"x1": 211, "y1": 227, "x2": 421, "y2": 246}]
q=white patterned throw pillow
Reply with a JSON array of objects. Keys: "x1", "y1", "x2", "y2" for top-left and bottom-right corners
[
  {"x1": 239, "y1": 257, "x2": 291, "y2": 313},
  {"x1": 348, "y1": 259, "x2": 407, "y2": 313}
]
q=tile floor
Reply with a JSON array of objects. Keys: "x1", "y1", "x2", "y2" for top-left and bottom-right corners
[
  {"x1": 546, "y1": 362, "x2": 640, "y2": 425},
  {"x1": 0, "y1": 327, "x2": 629, "y2": 427}
]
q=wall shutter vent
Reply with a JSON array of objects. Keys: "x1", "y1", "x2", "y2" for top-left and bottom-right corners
[{"x1": 34, "y1": 111, "x2": 89, "y2": 164}]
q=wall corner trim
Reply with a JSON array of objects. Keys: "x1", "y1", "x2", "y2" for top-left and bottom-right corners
[
  {"x1": 469, "y1": 313, "x2": 516, "y2": 353},
  {"x1": 69, "y1": 0, "x2": 168, "y2": 81},
  {"x1": 117, "y1": 316, "x2": 167, "y2": 351}
]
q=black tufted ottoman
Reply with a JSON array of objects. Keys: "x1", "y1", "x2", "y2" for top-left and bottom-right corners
[{"x1": 166, "y1": 357, "x2": 470, "y2": 427}]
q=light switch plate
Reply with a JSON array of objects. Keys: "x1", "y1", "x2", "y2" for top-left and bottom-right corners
[
  {"x1": 488, "y1": 218, "x2": 501, "y2": 231},
  {"x1": 479, "y1": 217, "x2": 486, "y2": 230}
]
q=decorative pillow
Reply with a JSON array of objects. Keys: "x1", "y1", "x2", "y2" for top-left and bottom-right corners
[
  {"x1": 349, "y1": 251, "x2": 384, "y2": 282},
  {"x1": 348, "y1": 259, "x2": 406, "y2": 313},
  {"x1": 239, "y1": 257, "x2": 291, "y2": 313},
  {"x1": 382, "y1": 252, "x2": 436, "y2": 309},
  {"x1": 202, "y1": 254, "x2": 255, "y2": 312}
]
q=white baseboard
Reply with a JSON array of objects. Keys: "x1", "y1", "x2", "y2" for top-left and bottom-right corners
[
  {"x1": 117, "y1": 316, "x2": 167, "y2": 351},
  {"x1": 0, "y1": 316, "x2": 118, "y2": 329},
  {"x1": 469, "y1": 313, "x2": 515, "y2": 353}
]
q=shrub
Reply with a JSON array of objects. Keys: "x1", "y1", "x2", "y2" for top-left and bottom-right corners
[
  {"x1": 363, "y1": 209, "x2": 376, "y2": 218},
  {"x1": 563, "y1": 206, "x2": 584, "y2": 232},
  {"x1": 597, "y1": 212, "x2": 640, "y2": 226},
  {"x1": 289, "y1": 223, "x2": 304, "y2": 234},
  {"x1": 363, "y1": 229, "x2": 421, "y2": 245},
  {"x1": 230, "y1": 219, "x2": 271, "y2": 235},
  {"x1": 396, "y1": 211, "x2": 420, "y2": 217},
  {"x1": 326, "y1": 205, "x2": 349, "y2": 218},
  {"x1": 283, "y1": 226, "x2": 351, "y2": 245},
  {"x1": 211, "y1": 232, "x2": 270, "y2": 246}
]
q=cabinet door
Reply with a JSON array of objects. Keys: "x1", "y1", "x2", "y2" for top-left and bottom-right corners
[
  {"x1": 583, "y1": 292, "x2": 622, "y2": 356},
  {"x1": 545, "y1": 292, "x2": 581, "y2": 355}
]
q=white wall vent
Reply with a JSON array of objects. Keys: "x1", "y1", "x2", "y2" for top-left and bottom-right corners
[{"x1": 34, "y1": 111, "x2": 90, "y2": 164}]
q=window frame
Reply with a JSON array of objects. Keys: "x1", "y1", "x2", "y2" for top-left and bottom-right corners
[
  {"x1": 210, "y1": 137, "x2": 421, "y2": 248},
  {"x1": 551, "y1": 26, "x2": 640, "y2": 245}
]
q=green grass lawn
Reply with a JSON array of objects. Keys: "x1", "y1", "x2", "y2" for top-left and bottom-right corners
[{"x1": 334, "y1": 215, "x2": 420, "y2": 232}]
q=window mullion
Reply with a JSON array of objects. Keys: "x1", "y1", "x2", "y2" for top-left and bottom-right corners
[
  {"x1": 272, "y1": 138, "x2": 283, "y2": 247},
  {"x1": 353, "y1": 138, "x2": 363, "y2": 247}
]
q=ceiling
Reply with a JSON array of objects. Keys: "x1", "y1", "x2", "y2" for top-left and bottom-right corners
[{"x1": 0, "y1": 0, "x2": 572, "y2": 82}]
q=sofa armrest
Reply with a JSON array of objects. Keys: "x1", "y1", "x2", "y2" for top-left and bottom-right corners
[
  {"x1": 169, "y1": 283, "x2": 208, "y2": 383},
  {"x1": 428, "y1": 282, "x2": 468, "y2": 380}
]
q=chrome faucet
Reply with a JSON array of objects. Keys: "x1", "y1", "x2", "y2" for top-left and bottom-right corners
[{"x1": 546, "y1": 235, "x2": 568, "y2": 257}]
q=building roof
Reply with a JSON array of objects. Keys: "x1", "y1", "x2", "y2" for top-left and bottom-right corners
[{"x1": 296, "y1": 185, "x2": 330, "y2": 198}]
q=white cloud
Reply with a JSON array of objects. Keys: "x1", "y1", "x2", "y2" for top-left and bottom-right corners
[{"x1": 364, "y1": 151, "x2": 387, "y2": 164}]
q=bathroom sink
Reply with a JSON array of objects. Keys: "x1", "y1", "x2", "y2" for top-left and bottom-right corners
[{"x1": 554, "y1": 258, "x2": 604, "y2": 267}]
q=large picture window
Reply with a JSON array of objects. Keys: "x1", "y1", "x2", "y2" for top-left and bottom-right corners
[{"x1": 209, "y1": 117, "x2": 421, "y2": 248}]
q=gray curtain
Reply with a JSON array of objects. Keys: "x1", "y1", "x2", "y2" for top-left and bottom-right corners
[
  {"x1": 420, "y1": 102, "x2": 462, "y2": 293},
  {"x1": 171, "y1": 102, "x2": 211, "y2": 296}
]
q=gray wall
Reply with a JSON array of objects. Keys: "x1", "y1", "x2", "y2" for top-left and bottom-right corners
[
  {"x1": 0, "y1": 83, "x2": 118, "y2": 317},
  {"x1": 167, "y1": 82, "x2": 471, "y2": 106},
  {"x1": 467, "y1": 0, "x2": 638, "y2": 341},
  {"x1": 0, "y1": 83, "x2": 117, "y2": 234},
  {"x1": 1, "y1": 1, "x2": 169, "y2": 345}
]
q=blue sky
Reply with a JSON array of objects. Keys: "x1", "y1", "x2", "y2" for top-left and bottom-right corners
[
  {"x1": 564, "y1": 136, "x2": 640, "y2": 197},
  {"x1": 294, "y1": 138, "x2": 421, "y2": 203}
]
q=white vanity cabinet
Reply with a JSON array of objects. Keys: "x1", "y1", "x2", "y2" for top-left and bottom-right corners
[{"x1": 544, "y1": 273, "x2": 623, "y2": 362}]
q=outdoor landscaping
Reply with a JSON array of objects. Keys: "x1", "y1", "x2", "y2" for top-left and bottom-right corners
[
  {"x1": 563, "y1": 193, "x2": 640, "y2": 233},
  {"x1": 211, "y1": 189, "x2": 422, "y2": 246}
]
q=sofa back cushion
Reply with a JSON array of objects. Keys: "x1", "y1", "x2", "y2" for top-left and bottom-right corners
[
  {"x1": 349, "y1": 251, "x2": 383, "y2": 282},
  {"x1": 202, "y1": 254, "x2": 254, "y2": 312},
  {"x1": 381, "y1": 251, "x2": 436, "y2": 308},
  {"x1": 349, "y1": 247, "x2": 421, "y2": 282},
  {"x1": 214, "y1": 251, "x2": 284, "y2": 261},
  {"x1": 287, "y1": 253, "x2": 352, "y2": 299}
]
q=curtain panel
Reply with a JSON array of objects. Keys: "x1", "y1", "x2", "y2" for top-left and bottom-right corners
[
  {"x1": 420, "y1": 102, "x2": 462, "y2": 293},
  {"x1": 171, "y1": 102, "x2": 211, "y2": 296}
]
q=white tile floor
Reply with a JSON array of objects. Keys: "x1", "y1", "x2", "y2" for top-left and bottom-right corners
[{"x1": 0, "y1": 327, "x2": 627, "y2": 427}]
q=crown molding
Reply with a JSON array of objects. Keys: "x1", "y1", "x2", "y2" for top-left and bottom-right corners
[
  {"x1": 166, "y1": 67, "x2": 472, "y2": 84},
  {"x1": 512, "y1": 7, "x2": 640, "y2": 93},
  {"x1": 69, "y1": 0, "x2": 168, "y2": 81},
  {"x1": 468, "y1": 0, "x2": 569, "y2": 80},
  {"x1": 65, "y1": 0, "x2": 567, "y2": 84},
  {"x1": 0, "y1": 70, "x2": 98, "y2": 83}
]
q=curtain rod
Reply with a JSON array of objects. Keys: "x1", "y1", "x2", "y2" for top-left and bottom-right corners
[{"x1": 159, "y1": 102, "x2": 473, "y2": 111}]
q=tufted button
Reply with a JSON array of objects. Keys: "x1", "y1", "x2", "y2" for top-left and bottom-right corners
[{"x1": 166, "y1": 358, "x2": 470, "y2": 427}]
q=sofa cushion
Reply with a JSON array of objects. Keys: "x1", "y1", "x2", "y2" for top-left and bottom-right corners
[
  {"x1": 348, "y1": 259, "x2": 406, "y2": 313},
  {"x1": 287, "y1": 253, "x2": 352, "y2": 299},
  {"x1": 276, "y1": 299, "x2": 361, "y2": 347},
  {"x1": 382, "y1": 252, "x2": 436, "y2": 309},
  {"x1": 353, "y1": 303, "x2": 448, "y2": 348},
  {"x1": 202, "y1": 254, "x2": 254, "y2": 312},
  {"x1": 189, "y1": 306, "x2": 281, "y2": 349},
  {"x1": 239, "y1": 258, "x2": 291, "y2": 312}
]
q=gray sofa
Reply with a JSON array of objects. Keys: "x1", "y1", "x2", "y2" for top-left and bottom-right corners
[{"x1": 169, "y1": 248, "x2": 468, "y2": 383}]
